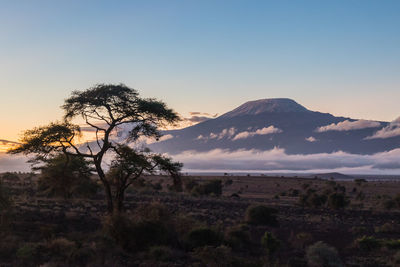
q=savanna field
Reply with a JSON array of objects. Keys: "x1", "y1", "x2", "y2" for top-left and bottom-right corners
[{"x1": 0, "y1": 172, "x2": 399, "y2": 267}]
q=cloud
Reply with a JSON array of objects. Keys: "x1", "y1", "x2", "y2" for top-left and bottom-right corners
[
  {"x1": 140, "y1": 134, "x2": 174, "y2": 145},
  {"x1": 198, "y1": 128, "x2": 237, "y2": 141},
  {"x1": 365, "y1": 117, "x2": 400, "y2": 139},
  {"x1": 305, "y1": 136, "x2": 317, "y2": 142},
  {"x1": 0, "y1": 153, "x2": 30, "y2": 172},
  {"x1": 185, "y1": 116, "x2": 211, "y2": 123},
  {"x1": 170, "y1": 147, "x2": 400, "y2": 174},
  {"x1": 232, "y1": 126, "x2": 282, "y2": 141},
  {"x1": 0, "y1": 139, "x2": 21, "y2": 153},
  {"x1": 316, "y1": 120, "x2": 381, "y2": 132}
]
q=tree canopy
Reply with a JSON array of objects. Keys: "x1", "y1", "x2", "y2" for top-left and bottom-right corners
[{"x1": 9, "y1": 83, "x2": 182, "y2": 213}]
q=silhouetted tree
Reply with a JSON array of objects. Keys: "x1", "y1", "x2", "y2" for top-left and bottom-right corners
[
  {"x1": 34, "y1": 153, "x2": 98, "y2": 199},
  {"x1": 9, "y1": 84, "x2": 181, "y2": 213}
]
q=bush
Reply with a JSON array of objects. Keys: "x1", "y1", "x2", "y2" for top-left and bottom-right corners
[
  {"x1": 45, "y1": 237, "x2": 76, "y2": 260},
  {"x1": 16, "y1": 243, "x2": 42, "y2": 264},
  {"x1": 299, "y1": 192, "x2": 327, "y2": 208},
  {"x1": 182, "y1": 177, "x2": 198, "y2": 192},
  {"x1": 355, "y1": 236, "x2": 382, "y2": 251},
  {"x1": 392, "y1": 251, "x2": 400, "y2": 266},
  {"x1": 306, "y1": 241, "x2": 343, "y2": 267},
  {"x1": 37, "y1": 154, "x2": 98, "y2": 199},
  {"x1": 225, "y1": 224, "x2": 251, "y2": 250},
  {"x1": 1, "y1": 172, "x2": 20, "y2": 182},
  {"x1": 245, "y1": 205, "x2": 278, "y2": 226},
  {"x1": 384, "y1": 239, "x2": 400, "y2": 250},
  {"x1": 0, "y1": 180, "x2": 11, "y2": 212},
  {"x1": 185, "y1": 227, "x2": 223, "y2": 249},
  {"x1": 191, "y1": 179, "x2": 222, "y2": 196},
  {"x1": 375, "y1": 223, "x2": 398, "y2": 233},
  {"x1": 191, "y1": 245, "x2": 233, "y2": 266},
  {"x1": 261, "y1": 231, "x2": 280, "y2": 261},
  {"x1": 148, "y1": 246, "x2": 175, "y2": 261},
  {"x1": 102, "y1": 206, "x2": 173, "y2": 252},
  {"x1": 327, "y1": 193, "x2": 349, "y2": 209}
]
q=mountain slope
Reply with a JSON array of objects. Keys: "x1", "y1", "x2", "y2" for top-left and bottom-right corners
[{"x1": 149, "y1": 98, "x2": 398, "y2": 155}]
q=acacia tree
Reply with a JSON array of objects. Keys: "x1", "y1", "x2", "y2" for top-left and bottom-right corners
[{"x1": 9, "y1": 84, "x2": 182, "y2": 213}]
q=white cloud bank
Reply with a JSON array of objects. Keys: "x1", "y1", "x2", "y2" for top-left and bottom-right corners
[
  {"x1": 4, "y1": 147, "x2": 400, "y2": 174},
  {"x1": 366, "y1": 117, "x2": 400, "y2": 140},
  {"x1": 232, "y1": 126, "x2": 282, "y2": 141},
  {"x1": 171, "y1": 147, "x2": 400, "y2": 174},
  {"x1": 316, "y1": 120, "x2": 381, "y2": 132}
]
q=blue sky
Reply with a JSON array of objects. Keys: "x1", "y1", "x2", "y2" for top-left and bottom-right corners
[{"x1": 1, "y1": 0, "x2": 400, "y2": 141}]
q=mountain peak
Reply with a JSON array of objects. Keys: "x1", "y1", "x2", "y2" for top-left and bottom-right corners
[{"x1": 220, "y1": 98, "x2": 309, "y2": 118}]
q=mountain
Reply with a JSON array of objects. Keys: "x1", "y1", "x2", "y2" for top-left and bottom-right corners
[{"x1": 148, "y1": 98, "x2": 399, "y2": 155}]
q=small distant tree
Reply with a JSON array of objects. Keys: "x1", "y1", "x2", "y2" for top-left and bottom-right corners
[
  {"x1": 34, "y1": 153, "x2": 98, "y2": 199},
  {"x1": 8, "y1": 84, "x2": 182, "y2": 214}
]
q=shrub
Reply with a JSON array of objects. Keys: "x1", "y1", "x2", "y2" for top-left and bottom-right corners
[
  {"x1": 392, "y1": 251, "x2": 400, "y2": 266},
  {"x1": 261, "y1": 231, "x2": 280, "y2": 261},
  {"x1": 103, "y1": 214, "x2": 170, "y2": 251},
  {"x1": 375, "y1": 223, "x2": 398, "y2": 233},
  {"x1": 288, "y1": 188, "x2": 300, "y2": 197},
  {"x1": 327, "y1": 193, "x2": 349, "y2": 209},
  {"x1": 0, "y1": 180, "x2": 11, "y2": 212},
  {"x1": 290, "y1": 232, "x2": 313, "y2": 249},
  {"x1": 299, "y1": 192, "x2": 327, "y2": 208},
  {"x1": 355, "y1": 236, "x2": 382, "y2": 251},
  {"x1": 182, "y1": 177, "x2": 198, "y2": 192},
  {"x1": 148, "y1": 246, "x2": 175, "y2": 261},
  {"x1": 37, "y1": 154, "x2": 98, "y2": 199},
  {"x1": 225, "y1": 224, "x2": 251, "y2": 250},
  {"x1": 384, "y1": 239, "x2": 400, "y2": 250},
  {"x1": 191, "y1": 245, "x2": 233, "y2": 266},
  {"x1": 185, "y1": 227, "x2": 223, "y2": 249},
  {"x1": 245, "y1": 205, "x2": 278, "y2": 226},
  {"x1": 46, "y1": 237, "x2": 76, "y2": 260},
  {"x1": 306, "y1": 241, "x2": 343, "y2": 267},
  {"x1": 16, "y1": 243, "x2": 41, "y2": 264},
  {"x1": 192, "y1": 179, "x2": 222, "y2": 196},
  {"x1": 354, "y1": 178, "x2": 367, "y2": 186},
  {"x1": 1, "y1": 172, "x2": 19, "y2": 182}
]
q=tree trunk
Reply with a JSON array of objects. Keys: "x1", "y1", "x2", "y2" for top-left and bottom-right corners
[{"x1": 94, "y1": 161, "x2": 114, "y2": 213}]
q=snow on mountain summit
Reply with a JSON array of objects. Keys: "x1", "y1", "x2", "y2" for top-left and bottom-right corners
[{"x1": 220, "y1": 98, "x2": 309, "y2": 118}]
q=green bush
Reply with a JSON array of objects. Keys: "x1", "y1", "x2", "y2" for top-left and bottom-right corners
[
  {"x1": 191, "y1": 179, "x2": 222, "y2": 196},
  {"x1": 245, "y1": 205, "x2": 278, "y2": 226},
  {"x1": 185, "y1": 227, "x2": 223, "y2": 249},
  {"x1": 355, "y1": 236, "x2": 382, "y2": 251},
  {"x1": 306, "y1": 241, "x2": 343, "y2": 267},
  {"x1": 299, "y1": 192, "x2": 327, "y2": 208},
  {"x1": 225, "y1": 224, "x2": 251, "y2": 250},
  {"x1": 261, "y1": 231, "x2": 280, "y2": 261},
  {"x1": 327, "y1": 193, "x2": 349, "y2": 209}
]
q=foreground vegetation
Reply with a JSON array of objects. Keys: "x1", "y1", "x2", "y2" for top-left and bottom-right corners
[{"x1": 0, "y1": 172, "x2": 400, "y2": 266}]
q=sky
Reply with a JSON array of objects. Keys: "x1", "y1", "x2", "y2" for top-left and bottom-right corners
[{"x1": 1, "y1": 0, "x2": 400, "y2": 142}]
